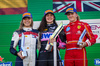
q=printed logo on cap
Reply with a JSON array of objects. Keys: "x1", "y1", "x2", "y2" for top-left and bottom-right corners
[
  {"x1": 66, "y1": 8, "x2": 73, "y2": 12},
  {"x1": 45, "y1": 10, "x2": 53, "y2": 13},
  {"x1": 23, "y1": 13, "x2": 31, "y2": 17}
]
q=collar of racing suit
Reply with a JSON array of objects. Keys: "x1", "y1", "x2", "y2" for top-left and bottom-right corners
[
  {"x1": 69, "y1": 20, "x2": 79, "y2": 26},
  {"x1": 23, "y1": 27, "x2": 32, "y2": 31},
  {"x1": 45, "y1": 23, "x2": 57, "y2": 32},
  {"x1": 47, "y1": 23, "x2": 56, "y2": 27}
]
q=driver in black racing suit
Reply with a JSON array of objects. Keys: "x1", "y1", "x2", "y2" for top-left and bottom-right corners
[{"x1": 37, "y1": 10, "x2": 66, "y2": 66}]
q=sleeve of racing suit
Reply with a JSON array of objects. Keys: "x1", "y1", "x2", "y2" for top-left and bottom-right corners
[
  {"x1": 84, "y1": 23, "x2": 96, "y2": 46},
  {"x1": 10, "y1": 32, "x2": 19, "y2": 56},
  {"x1": 57, "y1": 29, "x2": 66, "y2": 49},
  {"x1": 37, "y1": 32, "x2": 41, "y2": 51}
]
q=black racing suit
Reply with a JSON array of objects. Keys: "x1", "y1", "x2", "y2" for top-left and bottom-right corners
[{"x1": 37, "y1": 23, "x2": 66, "y2": 66}]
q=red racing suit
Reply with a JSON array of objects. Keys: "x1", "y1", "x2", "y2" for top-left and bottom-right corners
[{"x1": 64, "y1": 20, "x2": 96, "y2": 66}]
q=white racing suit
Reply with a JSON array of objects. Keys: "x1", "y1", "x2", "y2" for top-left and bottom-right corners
[{"x1": 10, "y1": 27, "x2": 38, "y2": 66}]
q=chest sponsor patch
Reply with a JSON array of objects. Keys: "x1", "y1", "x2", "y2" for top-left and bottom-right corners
[
  {"x1": 66, "y1": 32, "x2": 71, "y2": 35},
  {"x1": 41, "y1": 32, "x2": 53, "y2": 41},
  {"x1": 25, "y1": 35, "x2": 27, "y2": 37},
  {"x1": 66, "y1": 27, "x2": 70, "y2": 31},
  {"x1": 76, "y1": 31, "x2": 81, "y2": 34},
  {"x1": 77, "y1": 25, "x2": 81, "y2": 29},
  {"x1": 43, "y1": 29, "x2": 48, "y2": 31},
  {"x1": 32, "y1": 35, "x2": 37, "y2": 38}
]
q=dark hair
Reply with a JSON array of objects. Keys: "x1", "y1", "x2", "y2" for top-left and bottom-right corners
[
  {"x1": 38, "y1": 14, "x2": 57, "y2": 32},
  {"x1": 38, "y1": 13, "x2": 57, "y2": 42}
]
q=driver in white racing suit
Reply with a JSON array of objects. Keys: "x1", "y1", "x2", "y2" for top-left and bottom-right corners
[{"x1": 10, "y1": 12, "x2": 38, "y2": 66}]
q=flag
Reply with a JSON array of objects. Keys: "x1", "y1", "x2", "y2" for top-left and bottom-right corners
[
  {"x1": 53, "y1": 0, "x2": 100, "y2": 13},
  {"x1": 0, "y1": 0, "x2": 27, "y2": 15}
]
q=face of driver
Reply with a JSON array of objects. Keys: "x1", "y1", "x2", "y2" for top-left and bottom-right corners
[{"x1": 66, "y1": 12, "x2": 78, "y2": 22}]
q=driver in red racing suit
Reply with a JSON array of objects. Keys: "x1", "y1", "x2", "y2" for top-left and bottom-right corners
[{"x1": 64, "y1": 7, "x2": 96, "y2": 66}]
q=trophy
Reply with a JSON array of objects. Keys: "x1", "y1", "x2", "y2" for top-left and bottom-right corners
[
  {"x1": 77, "y1": 29, "x2": 87, "y2": 45},
  {"x1": 45, "y1": 22, "x2": 63, "y2": 51},
  {"x1": 21, "y1": 33, "x2": 27, "y2": 57}
]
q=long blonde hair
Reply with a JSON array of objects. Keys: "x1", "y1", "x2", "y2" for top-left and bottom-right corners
[
  {"x1": 77, "y1": 15, "x2": 80, "y2": 21},
  {"x1": 18, "y1": 19, "x2": 33, "y2": 30}
]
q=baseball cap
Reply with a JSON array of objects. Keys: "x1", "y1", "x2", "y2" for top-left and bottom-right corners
[
  {"x1": 65, "y1": 7, "x2": 77, "y2": 15},
  {"x1": 22, "y1": 12, "x2": 32, "y2": 19},
  {"x1": 44, "y1": 10, "x2": 54, "y2": 16}
]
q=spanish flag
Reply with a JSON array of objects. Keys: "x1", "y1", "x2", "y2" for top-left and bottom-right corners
[{"x1": 0, "y1": 0, "x2": 27, "y2": 15}]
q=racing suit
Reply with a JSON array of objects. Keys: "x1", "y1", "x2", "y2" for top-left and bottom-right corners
[
  {"x1": 10, "y1": 27, "x2": 38, "y2": 66},
  {"x1": 64, "y1": 20, "x2": 96, "y2": 66},
  {"x1": 37, "y1": 23, "x2": 66, "y2": 66}
]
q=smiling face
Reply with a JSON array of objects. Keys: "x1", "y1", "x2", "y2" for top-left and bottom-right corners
[
  {"x1": 45, "y1": 13, "x2": 54, "y2": 24},
  {"x1": 66, "y1": 12, "x2": 78, "y2": 22},
  {"x1": 23, "y1": 17, "x2": 32, "y2": 28}
]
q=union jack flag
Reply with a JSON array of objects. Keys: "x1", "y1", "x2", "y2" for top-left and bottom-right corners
[{"x1": 53, "y1": 0, "x2": 100, "y2": 13}]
